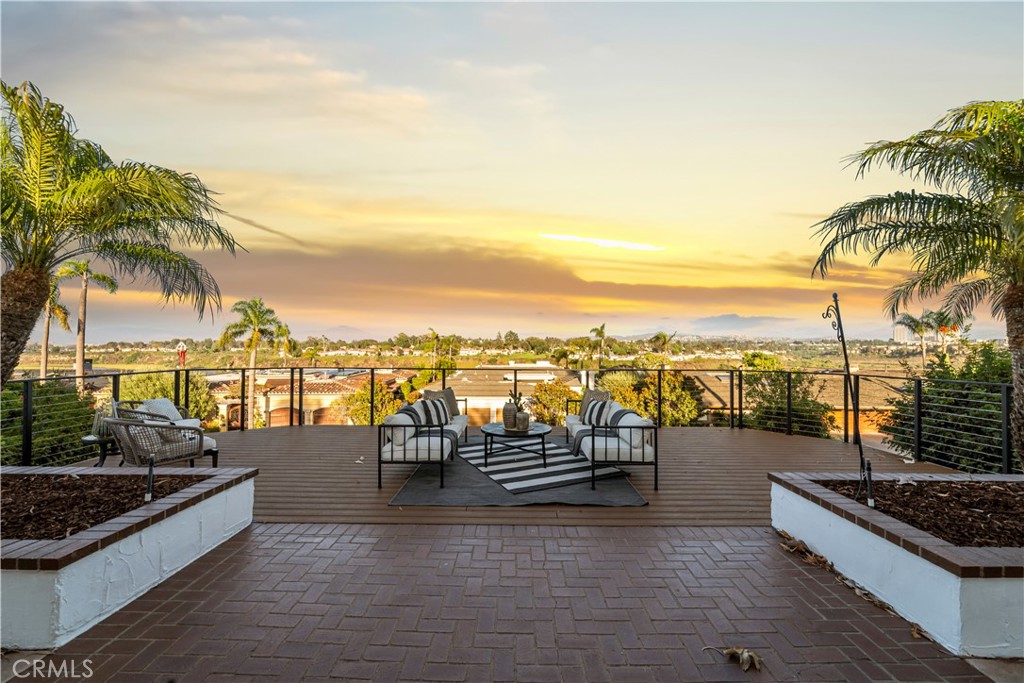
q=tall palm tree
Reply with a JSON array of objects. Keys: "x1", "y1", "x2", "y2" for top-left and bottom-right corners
[
  {"x1": 648, "y1": 331, "x2": 677, "y2": 355},
  {"x1": 894, "y1": 311, "x2": 934, "y2": 371},
  {"x1": 0, "y1": 81, "x2": 238, "y2": 387},
  {"x1": 813, "y1": 99, "x2": 1024, "y2": 467},
  {"x1": 301, "y1": 342, "x2": 322, "y2": 368},
  {"x1": 274, "y1": 322, "x2": 298, "y2": 366},
  {"x1": 590, "y1": 323, "x2": 607, "y2": 369},
  {"x1": 54, "y1": 260, "x2": 117, "y2": 390},
  {"x1": 38, "y1": 279, "x2": 70, "y2": 379},
  {"x1": 217, "y1": 298, "x2": 283, "y2": 430}
]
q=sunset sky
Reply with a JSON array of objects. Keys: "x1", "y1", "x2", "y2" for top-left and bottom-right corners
[{"x1": 3, "y1": 2, "x2": 1022, "y2": 343}]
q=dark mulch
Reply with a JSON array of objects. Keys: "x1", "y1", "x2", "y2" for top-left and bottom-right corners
[
  {"x1": 820, "y1": 479, "x2": 1024, "y2": 548},
  {"x1": 2, "y1": 474, "x2": 209, "y2": 540}
]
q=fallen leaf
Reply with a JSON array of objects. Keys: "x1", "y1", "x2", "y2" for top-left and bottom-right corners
[{"x1": 703, "y1": 646, "x2": 763, "y2": 673}]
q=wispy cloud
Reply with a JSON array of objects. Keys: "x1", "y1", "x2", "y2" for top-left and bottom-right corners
[{"x1": 538, "y1": 234, "x2": 665, "y2": 252}]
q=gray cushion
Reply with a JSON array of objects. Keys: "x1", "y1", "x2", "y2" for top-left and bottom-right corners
[
  {"x1": 422, "y1": 388, "x2": 460, "y2": 417},
  {"x1": 579, "y1": 388, "x2": 610, "y2": 417}
]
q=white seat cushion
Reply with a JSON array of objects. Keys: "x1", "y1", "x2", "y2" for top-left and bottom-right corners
[
  {"x1": 383, "y1": 412, "x2": 417, "y2": 446},
  {"x1": 612, "y1": 413, "x2": 654, "y2": 448},
  {"x1": 380, "y1": 435, "x2": 452, "y2": 462},
  {"x1": 579, "y1": 435, "x2": 655, "y2": 463},
  {"x1": 565, "y1": 414, "x2": 587, "y2": 438},
  {"x1": 447, "y1": 414, "x2": 468, "y2": 437}
]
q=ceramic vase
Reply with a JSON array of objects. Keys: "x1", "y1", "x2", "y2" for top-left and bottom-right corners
[
  {"x1": 502, "y1": 402, "x2": 518, "y2": 429},
  {"x1": 515, "y1": 412, "x2": 530, "y2": 431}
]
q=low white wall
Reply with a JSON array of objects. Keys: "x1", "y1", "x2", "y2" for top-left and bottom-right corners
[
  {"x1": 771, "y1": 482, "x2": 1022, "y2": 658},
  {"x1": 2, "y1": 479, "x2": 254, "y2": 650},
  {"x1": 961, "y1": 577, "x2": 1024, "y2": 657}
]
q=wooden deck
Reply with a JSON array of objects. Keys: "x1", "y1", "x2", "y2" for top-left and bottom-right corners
[{"x1": 210, "y1": 426, "x2": 949, "y2": 526}]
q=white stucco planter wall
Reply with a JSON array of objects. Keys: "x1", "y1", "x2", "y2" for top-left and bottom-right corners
[
  {"x1": 1, "y1": 468, "x2": 256, "y2": 651},
  {"x1": 770, "y1": 475, "x2": 1022, "y2": 658}
]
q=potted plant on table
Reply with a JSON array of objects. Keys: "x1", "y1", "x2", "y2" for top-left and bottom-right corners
[{"x1": 506, "y1": 390, "x2": 533, "y2": 431}]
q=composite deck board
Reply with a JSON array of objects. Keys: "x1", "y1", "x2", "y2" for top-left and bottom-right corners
[{"x1": 210, "y1": 426, "x2": 949, "y2": 526}]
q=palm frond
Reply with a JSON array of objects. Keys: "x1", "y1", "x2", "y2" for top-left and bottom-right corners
[
  {"x1": 812, "y1": 191, "x2": 996, "y2": 276},
  {"x1": 90, "y1": 241, "x2": 222, "y2": 319}
]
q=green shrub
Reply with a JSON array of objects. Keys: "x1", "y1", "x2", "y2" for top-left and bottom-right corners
[
  {"x1": 1, "y1": 381, "x2": 94, "y2": 466},
  {"x1": 119, "y1": 372, "x2": 218, "y2": 425},
  {"x1": 879, "y1": 342, "x2": 1015, "y2": 472}
]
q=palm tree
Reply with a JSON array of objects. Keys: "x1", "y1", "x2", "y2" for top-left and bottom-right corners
[
  {"x1": 0, "y1": 81, "x2": 238, "y2": 387},
  {"x1": 894, "y1": 311, "x2": 934, "y2": 371},
  {"x1": 54, "y1": 260, "x2": 117, "y2": 390},
  {"x1": 551, "y1": 348, "x2": 570, "y2": 368},
  {"x1": 301, "y1": 342, "x2": 322, "y2": 368},
  {"x1": 813, "y1": 99, "x2": 1024, "y2": 467},
  {"x1": 590, "y1": 323, "x2": 607, "y2": 369},
  {"x1": 274, "y1": 323, "x2": 298, "y2": 366},
  {"x1": 217, "y1": 298, "x2": 283, "y2": 430},
  {"x1": 648, "y1": 331, "x2": 677, "y2": 355},
  {"x1": 38, "y1": 279, "x2": 70, "y2": 379}
]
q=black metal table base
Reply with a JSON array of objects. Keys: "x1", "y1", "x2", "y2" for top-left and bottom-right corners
[{"x1": 483, "y1": 434, "x2": 548, "y2": 468}]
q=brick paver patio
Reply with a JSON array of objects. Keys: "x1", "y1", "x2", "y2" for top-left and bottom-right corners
[{"x1": 45, "y1": 523, "x2": 990, "y2": 682}]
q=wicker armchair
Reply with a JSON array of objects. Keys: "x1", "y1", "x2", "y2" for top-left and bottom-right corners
[
  {"x1": 104, "y1": 417, "x2": 219, "y2": 467},
  {"x1": 113, "y1": 400, "x2": 191, "y2": 420}
]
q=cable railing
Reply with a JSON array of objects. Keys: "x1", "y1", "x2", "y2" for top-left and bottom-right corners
[{"x1": 2, "y1": 365, "x2": 1018, "y2": 473}]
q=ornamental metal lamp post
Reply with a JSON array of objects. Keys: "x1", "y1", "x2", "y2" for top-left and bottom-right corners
[{"x1": 822, "y1": 293, "x2": 867, "y2": 489}]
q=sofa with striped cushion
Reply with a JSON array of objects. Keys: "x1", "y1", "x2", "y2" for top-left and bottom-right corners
[
  {"x1": 377, "y1": 397, "x2": 468, "y2": 488},
  {"x1": 568, "y1": 400, "x2": 659, "y2": 490}
]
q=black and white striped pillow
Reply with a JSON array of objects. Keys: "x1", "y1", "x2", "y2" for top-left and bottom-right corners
[
  {"x1": 582, "y1": 399, "x2": 612, "y2": 426},
  {"x1": 419, "y1": 398, "x2": 450, "y2": 425}
]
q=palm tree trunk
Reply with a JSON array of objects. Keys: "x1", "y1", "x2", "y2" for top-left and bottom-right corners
[
  {"x1": 247, "y1": 347, "x2": 258, "y2": 430},
  {"x1": 75, "y1": 273, "x2": 89, "y2": 392},
  {"x1": 919, "y1": 335, "x2": 927, "y2": 370},
  {"x1": 1003, "y1": 284, "x2": 1024, "y2": 472},
  {"x1": 40, "y1": 301, "x2": 52, "y2": 380},
  {"x1": 0, "y1": 266, "x2": 51, "y2": 387}
]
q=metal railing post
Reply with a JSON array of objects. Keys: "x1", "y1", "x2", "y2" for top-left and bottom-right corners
[
  {"x1": 913, "y1": 378, "x2": 923, "y2": 461},
  {"x1": 728, "y1": 370, "x2": 734, "y2": 428},
  {"x1": 1001, "y1": 384, "x2": 1013, "y2": 474},
  {"x1": 289, "y1": 368, "x2": 296, "y2": 426},
  {"x1": 853, "y1": 374, "x2": 861, "y2": 446},
  {"x1": 737, "y1": 370, "x2": 744, "y2": 429},
  {"x1": 369, "y1": 368, "x2": 376, "y2": 426},
  {"x1": 657, "y1": 369, "x2": 663, "y2": 427},
  {"x1": 441, "y1": 368, "x2": 447, "y2": 390},
  {"x1": 173, "y1": 370, "x2": 181, "y2": 407},
  {"x1": 513, "y1": 369, "x2": 519, "y2": 397},
  {"x1": 184, "y1": 369, "x2": 191, "y2": 410},
  {"x1": 843, "y1": 372, "x2": 849, "y2": 443},
  {"x1": 112, "y1": 374, "x2": 121, "y2": 403},
  {"x1": 21, "y1": 381, "x2": 33, "y2": 466},
  {"x1": 297, "y1": 368, "x2": 305, "y2": 425},
  {"x1": 786, "y1": 372, "x2": 793, "y2": 435},
  {"x1": 240, "y1": 369, "x2": 247, "y2": 431}
]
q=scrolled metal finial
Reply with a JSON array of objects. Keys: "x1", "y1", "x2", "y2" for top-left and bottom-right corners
[{"x1": 821, "y1": 303, "x2": 842, "y2": 339}]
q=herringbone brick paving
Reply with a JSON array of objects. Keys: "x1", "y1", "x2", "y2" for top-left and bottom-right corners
[{"x1": 42, "y1": 524, "x2": 991, "y2": 682}]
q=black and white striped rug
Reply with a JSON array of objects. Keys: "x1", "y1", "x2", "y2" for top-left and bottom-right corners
[{"x1": 458, "y1": 438, "x2": 627, "y2": 494}]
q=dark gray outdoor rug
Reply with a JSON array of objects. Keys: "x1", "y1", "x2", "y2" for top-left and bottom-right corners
[{"x1": 388, "y1": 446, "x2": 647, "y2": 507}]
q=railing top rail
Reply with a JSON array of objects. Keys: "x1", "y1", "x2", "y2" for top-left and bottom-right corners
[{"x1": 8, "y1": 365, "x2": 1012, "y2": 391}]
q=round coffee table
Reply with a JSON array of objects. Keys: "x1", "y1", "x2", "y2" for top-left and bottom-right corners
[{"x1": 480, "y1": 422, "x2": 553, "y2": 467}]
